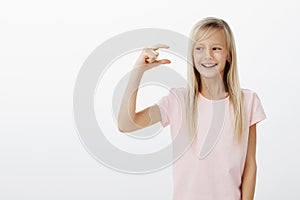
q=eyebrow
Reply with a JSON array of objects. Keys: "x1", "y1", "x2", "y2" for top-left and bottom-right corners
[
  {"x1": 212, "y1": 43, "x2": 225, "y2": 46},
  {"x1": 195, "y1": 43, "x2": 225, "y2": 46}
]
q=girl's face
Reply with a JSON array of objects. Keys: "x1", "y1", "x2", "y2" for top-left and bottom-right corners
[{"x1": 193, "y1": 29, "x2": 229, "y2": 79}]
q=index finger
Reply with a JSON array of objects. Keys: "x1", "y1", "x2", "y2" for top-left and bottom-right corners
[{"x1": 151, "y1": 44, "x2": 170, "y2": 50}]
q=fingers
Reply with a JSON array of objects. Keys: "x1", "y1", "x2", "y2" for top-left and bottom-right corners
[
  {"x1": 151, "y1": 44, "x2": 170, "y2": 50},
  {"x1": 154, "y1": 59, "x2": 171, "y2": 64},
  {"x1": 143, "y1": 59, "x2": 171, "y2": 70},
  {"x1": 143, "y1": 44, "x2": 170, "y2": 64},
  {"x1": 144, "y1": 48, "x2": 159, "y2": 63}
]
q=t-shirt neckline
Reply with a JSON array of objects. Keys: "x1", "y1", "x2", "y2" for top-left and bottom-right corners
[{"x1": 198, "y1": 92, "x2": 230, "y2": 102}]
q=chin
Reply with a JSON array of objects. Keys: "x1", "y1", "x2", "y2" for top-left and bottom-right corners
[{"x1": 196, "y1": 67, "x2": 223, "y2": 79}]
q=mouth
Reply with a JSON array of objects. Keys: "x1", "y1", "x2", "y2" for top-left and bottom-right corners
[{"x1": 201, "y1": 63, "x2": 217, "y2": 68}]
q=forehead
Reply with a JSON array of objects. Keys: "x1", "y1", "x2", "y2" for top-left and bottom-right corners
[{"x1": 195, "y1": 29, "x2": 227, "y2": 45}]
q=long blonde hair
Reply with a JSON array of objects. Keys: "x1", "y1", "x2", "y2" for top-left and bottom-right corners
[{"x1": 185, "y1": 17, "x2": 246, "y2": 143}]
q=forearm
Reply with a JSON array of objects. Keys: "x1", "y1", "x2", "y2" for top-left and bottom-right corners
[
  {"x1": 117, "y1": 44, "x2": 170, "y2": 132},
  {"x1": 118, "y1": 68, "x2": 145, "y2": 131},
  {"x1": 241, "y1": 164, "x2": 257, "y2": 200}
]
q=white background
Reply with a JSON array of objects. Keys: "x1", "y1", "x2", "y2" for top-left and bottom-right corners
[{"x1": 1, "y1": 0, "x2": 299, "y2": 199}]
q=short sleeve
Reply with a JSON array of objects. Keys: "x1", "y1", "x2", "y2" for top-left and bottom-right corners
[
  {"x1": 155, "y1": 88, "x2": 180, "y2": 127},
  {"x1": 249, "y1": 92, "x2": 267, "y2": 126}
]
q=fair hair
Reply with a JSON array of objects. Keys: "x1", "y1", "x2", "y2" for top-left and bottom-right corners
[{"x1": 185, "y1": 17, "x2": 246, "y2": 143}]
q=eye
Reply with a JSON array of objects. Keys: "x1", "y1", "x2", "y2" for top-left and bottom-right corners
[
  {"x1": 195, "y1": 47, "x2": 203, "y2": 51},
  {"x1": 212, "y1": 47, "x2": 222, "y2": 51}
]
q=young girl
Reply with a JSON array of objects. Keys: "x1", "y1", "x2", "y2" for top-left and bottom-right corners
[{"x1": 118, "y1": 17, "x2": 266, "y2": 200}]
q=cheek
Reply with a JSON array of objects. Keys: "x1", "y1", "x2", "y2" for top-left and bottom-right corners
[
  {"x1": 214, "y1": 54, "x2": 228, "y2": 67},
  {"x1": 214, "y1": 51, "x2": 227, "y2": 59},
  {"x1": 219, "y1": 51, "x2": 229, "y2": 60},
  {"x1": 193, "y1": 52, "x2": 203, "y2": 63}
]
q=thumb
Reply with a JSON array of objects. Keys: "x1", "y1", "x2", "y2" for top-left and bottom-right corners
[{"x1": 154, "y1": 59, "x2": 171, "y2": 64}]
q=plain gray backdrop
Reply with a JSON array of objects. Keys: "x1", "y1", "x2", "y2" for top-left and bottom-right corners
[{"x1": 0, "y1": 0, "x2": 299, "y2": 199}]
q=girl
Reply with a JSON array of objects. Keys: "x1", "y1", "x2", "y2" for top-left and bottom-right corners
[{"x1": 118, "y1": 17, "x2": 266, "y2": 200}]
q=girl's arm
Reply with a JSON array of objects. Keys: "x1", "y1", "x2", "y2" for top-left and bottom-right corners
[
  {"x1": 241, "y1": 124, "x2": 258, "y2": 200},
  {"x1": 118, "y1": 44, "x2": 170, "y2": 133}
]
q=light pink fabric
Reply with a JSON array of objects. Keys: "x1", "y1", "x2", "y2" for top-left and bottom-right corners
[{"x1": 156, "y1": 88, "x2": 266, "y2": 200}]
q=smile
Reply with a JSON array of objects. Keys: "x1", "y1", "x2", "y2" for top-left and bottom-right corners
[{"x1": 201, "y1": 63, "x2": 217, "y2": 68}]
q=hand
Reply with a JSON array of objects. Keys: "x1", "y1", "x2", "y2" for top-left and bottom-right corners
[{"x1": 134, "y1": 44, "x2": 171, "y2": 70}]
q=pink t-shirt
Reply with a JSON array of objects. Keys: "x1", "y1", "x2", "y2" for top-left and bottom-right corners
[{"x1": 156, "y1": 88, "x2": 266, "y2": 200}]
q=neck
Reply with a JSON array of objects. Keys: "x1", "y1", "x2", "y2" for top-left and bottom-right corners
[{"x1": 200, "y1": 76, "x2": 228, "y2": 100}]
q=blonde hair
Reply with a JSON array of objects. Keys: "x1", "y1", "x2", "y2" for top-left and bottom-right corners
[{"x1": 185, "y1": 17, "x2": 246, "y2": 143}]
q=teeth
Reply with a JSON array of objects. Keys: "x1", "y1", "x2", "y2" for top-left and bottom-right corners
[{"x1": 201, "y1": 63, "x2": 217, "y2": 68}]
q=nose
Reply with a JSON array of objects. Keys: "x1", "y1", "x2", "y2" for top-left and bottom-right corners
[{"x1": 204, "y1": 49, "x2": 213, "y2": 60}]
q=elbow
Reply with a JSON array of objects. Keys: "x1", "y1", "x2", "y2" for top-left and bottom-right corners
[
  {"x1": 246, "y1": 160, "x2": 257, "y2": 170},
  {"x1": 117, "y1": 118, "x2": 135, "y2": 133},
  {"x1": 243, "y1": 161, "x2": 257, "y2": 178},
  {"x1": 118, "y1": 112, "x2": 138, "y2": 133},
  {"x1": 117, "y1": 120, "x2": 128, "y2": 133},
  {"x1": 118, "y1": 124, "x2": 135, "y2": 133},
  {"x1": 118, "y1": 128, "x2": 126, "y2": 133},
  {"x1": 118, "y1": 112, "x2": 128, "y2": 133},
  {"x1": 118, "y1": 124, "x2": 128, "y2": 133}
]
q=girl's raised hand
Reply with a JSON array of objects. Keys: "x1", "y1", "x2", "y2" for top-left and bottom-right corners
[{"x1": 134, "y1": 44, "x2": 171, "y2": 70}]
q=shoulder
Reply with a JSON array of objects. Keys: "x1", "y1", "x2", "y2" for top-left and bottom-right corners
[
  {"x1": 241, "y1": 88, "x2": 256, "y2": 96},
  {"x1": 241, "y1": 88, "x2": 267, "y2": 126},
  {"x1": 241, "y1": 88, "x2": 265, "y2": 113},
  {"x1": 156, "y1": 87, "x2": 186, "y2": 118},
  {"x1": 241, "y1": 88, "x2": 260, "y2": 101},
  {"x1": 170, "y1": 87, "x2": 187, "y2": 97},
  {"x1": 162, "y1": 87, "x2": 187, "y2": 101},
  {"x1": 157, "y1": 87, "x2": 186, "y2": 106}
]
